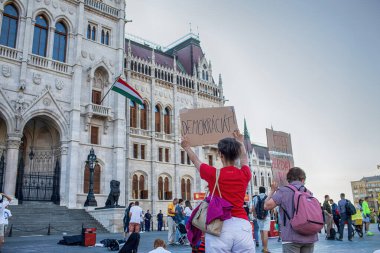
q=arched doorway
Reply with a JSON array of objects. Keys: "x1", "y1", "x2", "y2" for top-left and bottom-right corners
[{"x1": 16, "y1": 116, "x2": 61, "y2": 203}]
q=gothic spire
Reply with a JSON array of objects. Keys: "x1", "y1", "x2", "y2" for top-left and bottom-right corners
[{"x1": 243, "y1": 118, "x2": 253, "y2": 154}]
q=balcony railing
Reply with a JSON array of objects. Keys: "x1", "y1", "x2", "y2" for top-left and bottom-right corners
[
  {"x1": 85, "y1": 103, "x2": 112, "y2": 118},
  {"x1": 84, "y1": 0, "x2": 119, "y2": 17},
  {"x1": 130, "y1": 128, "x2": 150, "y2": 137},
  {"x1": 29, "y1": 54, "x2": 71, "y2": 74},
  {"x1": 155, "y1": 132, "x2": 175, "y2": 141},
  {"x1": 0, "y1": 45, "x2": 21, "y2": 61}
]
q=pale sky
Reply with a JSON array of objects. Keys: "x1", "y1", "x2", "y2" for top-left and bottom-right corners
[{"x1": 125, "y1": 0, "x2": 380, "y2": 202}]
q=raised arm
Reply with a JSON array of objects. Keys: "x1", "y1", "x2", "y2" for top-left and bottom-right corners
[
  {"x1": 180, "y1": 135, "x2": 202, "y2": 172},
  {"x1": 233, "y1": 130, "x2": 248, "y2": 167}
]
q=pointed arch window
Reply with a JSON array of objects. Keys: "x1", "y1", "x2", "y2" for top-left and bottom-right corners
[
  {"x1": 91, "y1": 26, "x2": 96, "y2": 41},
  {"x1": 181, "y1": 177, "x2": 192, "y2": 200},
  {"x1": 132, "y1": 174, "x2": 138, "y2": 199},
  {"x1": 105, "y1": 31, "x2": 109, "y2": 45},
  {"x1": 130, "y1": 101, "x2": 137, "y2": 128},
  {"x1": 158, "y1": 176, "x2": 163, "y2": 200},
  {"x1": 87, "y1": 24, "x2": 91, "y2": 39},
  {"x1": 32, "y1": 15, "x2": 48, "y2": 57},
  {"x1": 53, "y1": 22, "x2": 67, "y2": 62},
  {"x1": 140, "y1": 102, "x2": 147, "y2": 130},
  {"x1": 0, "y1": 4, "x2": 19, "y2": 48},
  {"x1": 84, "y1": 164, "x2": 100, "y2": 194},
  {"x1": 164, "y1": 107, "x2": 171, "y2": 134},
  {"x1": 101, "y1": 29, "x2": 105, "y2": 44},
  {"x1": 261, "y1": 173, "x2": 265, "y2": 187},
  {"x1": 155, "y1": 105, "x2": 161, "y2": 132}
]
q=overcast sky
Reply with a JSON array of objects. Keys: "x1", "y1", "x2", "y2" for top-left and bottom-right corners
[{"x1": 125, "y1": 0, "x2": 380, "y2": 202}]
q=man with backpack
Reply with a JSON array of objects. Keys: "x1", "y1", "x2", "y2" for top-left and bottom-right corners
[
  {"x1": 252, "y1": 186, "x2": 271, "y2": 253},
  {"x1": 329, "y1": 199, "x2": 340, "y2": 232},
  {"x1": 323, "y1": 195, "x2": 334, "y2": 239},
  {"x1": 264, "y1": 167, "x2": 322, "y2": 253},
  {"x1": 337, "y1": 193, "x2": 354, "y2": 241}
]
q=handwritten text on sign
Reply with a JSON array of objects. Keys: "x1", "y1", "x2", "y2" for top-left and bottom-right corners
[
  {"x1": 271, "y1": 157, "x2": 292, "y2": 187},
  {"x1": 180, "y1": 107, "x2": 238, "y2": 146}
]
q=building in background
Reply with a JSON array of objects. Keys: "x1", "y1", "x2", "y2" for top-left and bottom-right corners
[
  {"x1": 0, "y1": 0, "x2": 224, "y2": 217},
  {"x1": 351, "y1": 176, "x2": 380, "y2": 211}
]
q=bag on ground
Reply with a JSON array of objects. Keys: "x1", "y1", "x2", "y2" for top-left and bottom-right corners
[
  {"x1": 284, "y1": 185, "x2": 324, "y2": 235},
  {"x1": 326, "y1": 228, "x2": 336, "y2": 240}
]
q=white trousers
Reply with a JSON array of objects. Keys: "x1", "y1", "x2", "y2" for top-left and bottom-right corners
[
  {"x1": 205, "y1": 217, "x2": 255, "y2": 253},
  {"x1": 167, "y1": 216, "x2": 176, "y2": 243}
]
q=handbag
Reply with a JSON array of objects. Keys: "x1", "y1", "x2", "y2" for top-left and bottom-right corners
[{"x1": 191, "y1": 169, "x2": 224, "y2": 236}]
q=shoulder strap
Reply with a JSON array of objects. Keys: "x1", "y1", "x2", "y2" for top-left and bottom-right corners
[{"x1": 211, "y1": 169, "x2": 222, "y2": 199}]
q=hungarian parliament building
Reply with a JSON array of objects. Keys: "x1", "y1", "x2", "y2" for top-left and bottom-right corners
[{"x1": 0, "y1": 0, "x2": 272, "y2": 214}]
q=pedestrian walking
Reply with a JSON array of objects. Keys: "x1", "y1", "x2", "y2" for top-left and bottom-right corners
[
  {"x1": 128, "y1": 201, "x2": 143, "y2": 237},
  {"x1": 264, "y1": 167, "x2": 320, "y2": 253},
  {"x1": 181, "y1": 130, "x2": 255, "y2": 253},
  {"x1": 253, "y1": 186, "x2": 271, "y2": 253},
  {"x1": 0, "y1": 193, "x2": 11, "y2": 252},
  {"x1": 323, "y1": 195, "x2": 334, "y2": 239},
  {"x1": 157, "y1": 210, "x2": 163, "y2": 231},
  {"x1": 184, "y1": 200, "x2": 193, "y2": 225},
  {"x1": 167, "y1": 198, "x2": 178, "y2": 245},
  {"x1": 145, "y1": 210, "x2": 152, "y2": 232},
  {"x1": 337, "y1": 193, "x2": 353, "y2": 241},
  {"x1": 329, "y1": 199, "x2": 340, "y2": 232},
  {"x1": 175, "y1": 199, "x2": 185, "y2": 225},
  {"x1": 249, "y1": 194, "x2": 261, "y2": 247},
  {"x1": 362, "y1": 197, "x2": 374, "y2": 236}
]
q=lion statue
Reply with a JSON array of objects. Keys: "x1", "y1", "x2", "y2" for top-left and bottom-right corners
[{"x1": 105, "y1": 180, "x2": 120, "y2": 207}]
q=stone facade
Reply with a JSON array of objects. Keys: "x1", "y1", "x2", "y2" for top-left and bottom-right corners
[
  {"x1": 0, "y1": 0, "x2": 225, "y2": 218},
  {"x1": 249, "y1": 144, "x2": 273, "y2": 196},
  {"x1": 351, "y1": 176, "x2": 380, "y2": 211}
]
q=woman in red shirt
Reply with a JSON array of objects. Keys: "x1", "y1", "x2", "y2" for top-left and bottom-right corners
[{"x1": 181, "y1": 130, "x2": 255, "y2": 253}]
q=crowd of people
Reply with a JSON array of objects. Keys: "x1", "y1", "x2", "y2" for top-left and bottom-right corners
[{"x1": 118, "y1": 130, "x2": 379, "y2": 253}]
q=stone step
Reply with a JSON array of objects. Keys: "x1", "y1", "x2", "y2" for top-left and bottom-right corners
[{"x1": 7, "y1": 202, "x2": 108, "y2": 237}]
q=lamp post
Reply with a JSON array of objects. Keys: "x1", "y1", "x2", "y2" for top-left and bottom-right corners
[{"x1": 84, "y1": 148, "x2": 97, "y2": 207}]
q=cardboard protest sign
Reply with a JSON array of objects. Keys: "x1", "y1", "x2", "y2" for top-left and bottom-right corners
[
  {"x1": 266, "y1": 128, "x2": 294, "y2": 187},
  {"x1": 180, "y1": 106, "x2": 239, "y2": 146}
]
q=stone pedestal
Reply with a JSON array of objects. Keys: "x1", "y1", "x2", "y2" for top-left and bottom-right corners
[{"x1": 87, "y1": 208, "x2": 125, "y2": 233}]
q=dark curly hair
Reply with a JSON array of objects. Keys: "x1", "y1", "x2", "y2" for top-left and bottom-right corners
[
  {"x1": 217, "y1": 137, "x2": 241, "y2": 162},
  {"x1": 286, "y1": 167, "x2": 306, "y2": 183}
]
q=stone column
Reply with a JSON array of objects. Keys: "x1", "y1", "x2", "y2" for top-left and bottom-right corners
[
  {"x1": 47, "y1": 26, "x2": 55, "y2": 59},
  {"x1": 59, "y1": 141, "x2": 69, "y2": 206},
  {"x1": 3, "y1": 135, "x2": 21, "y2": 198}
]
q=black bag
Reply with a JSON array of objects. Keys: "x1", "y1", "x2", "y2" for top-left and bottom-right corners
[
  {"x1": 57, "y1": 235, "x2": 83, "y2": 245},
  {"x1": 119, "y1": 232, "x2": 140, "y2": 253},
  {"x1": 255, "y1": 196, "x2": 268, "y2": 220},
  {"x1": 345, "y1": 200, "x2": 356, "y2": 216},
  {"x1": 100, "y1": 239, "x2": 120, "y2": 251},
  {"x1": 326, "y1": 228, "x2": 336, "y2": 240}
]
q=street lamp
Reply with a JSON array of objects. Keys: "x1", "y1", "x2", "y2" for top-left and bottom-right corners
[{"x1": 84, "y1": 148, "x2": 98, "y2": 207}]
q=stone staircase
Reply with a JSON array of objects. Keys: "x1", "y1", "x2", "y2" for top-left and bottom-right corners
[{"x1": 7, "y1": 201, "x2": 109, "y2": 237}]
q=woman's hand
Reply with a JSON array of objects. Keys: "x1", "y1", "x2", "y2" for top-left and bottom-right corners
[
  {"x1": 233, "y1": 130, "x2": 244, "y2": 143},
  {"x1": 270, "y1": 182, "x2": 278, "y2": 192},
  {"x1": 180, "y1": 135, "x2": 191, "y2": 149}
]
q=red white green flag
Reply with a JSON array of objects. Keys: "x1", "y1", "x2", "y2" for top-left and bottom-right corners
[{"x1": 111, "y1": 77, "x2": 143, "y2": 105}]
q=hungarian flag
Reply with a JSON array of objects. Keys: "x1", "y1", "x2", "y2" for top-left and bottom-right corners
[{"x1": 111, "y1": 77, "x2": 143, "y2": 105}]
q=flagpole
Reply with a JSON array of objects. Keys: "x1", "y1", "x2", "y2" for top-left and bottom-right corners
[{"x1": 99, "y1": 74, "x2": 122, "y2": 105}]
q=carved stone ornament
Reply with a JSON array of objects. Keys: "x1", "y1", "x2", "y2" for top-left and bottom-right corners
[
  {"x1": 52, "y1": 0, "x2": 58, "y2": 8},
  {"x1": 2, "y1": 65, "x2": 11, "y2": 78},
  {"x1": 44, "y1": 0, "x2": 51, "y2": 5},
  {"x1": 69, "y1": 7, "x2": 74, "y2": 15},
  {"x1": 81, "y1": 50, "x2": 88, "y2": 58},
  {"x1": 55, "y1": 79, "x2": 64, "y2": 90},
  {"x1": 12, "y1": 93, "x2": 29, "y2": 113},
  {"x1": 33, "y1": 73, "x2": 42, "y2": 85},
  {"x1": 43, "y1": 97, "x2": 51, "y2": 106},
  {"x1": 60, "y1": 4, "x2": 67, "y2": 12},
  {"x1": 60, "y1": 146, "x2": 68, "y2": 155},
  {"x1": 19, "y1": 79, "x2": 26, "y2": 90},
  {"x1": 7, "y1": 139, "x2": 21, "y2": 149},
  {"x1": 89, "y1": 53, "x2": 95, "y2": 61}
]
